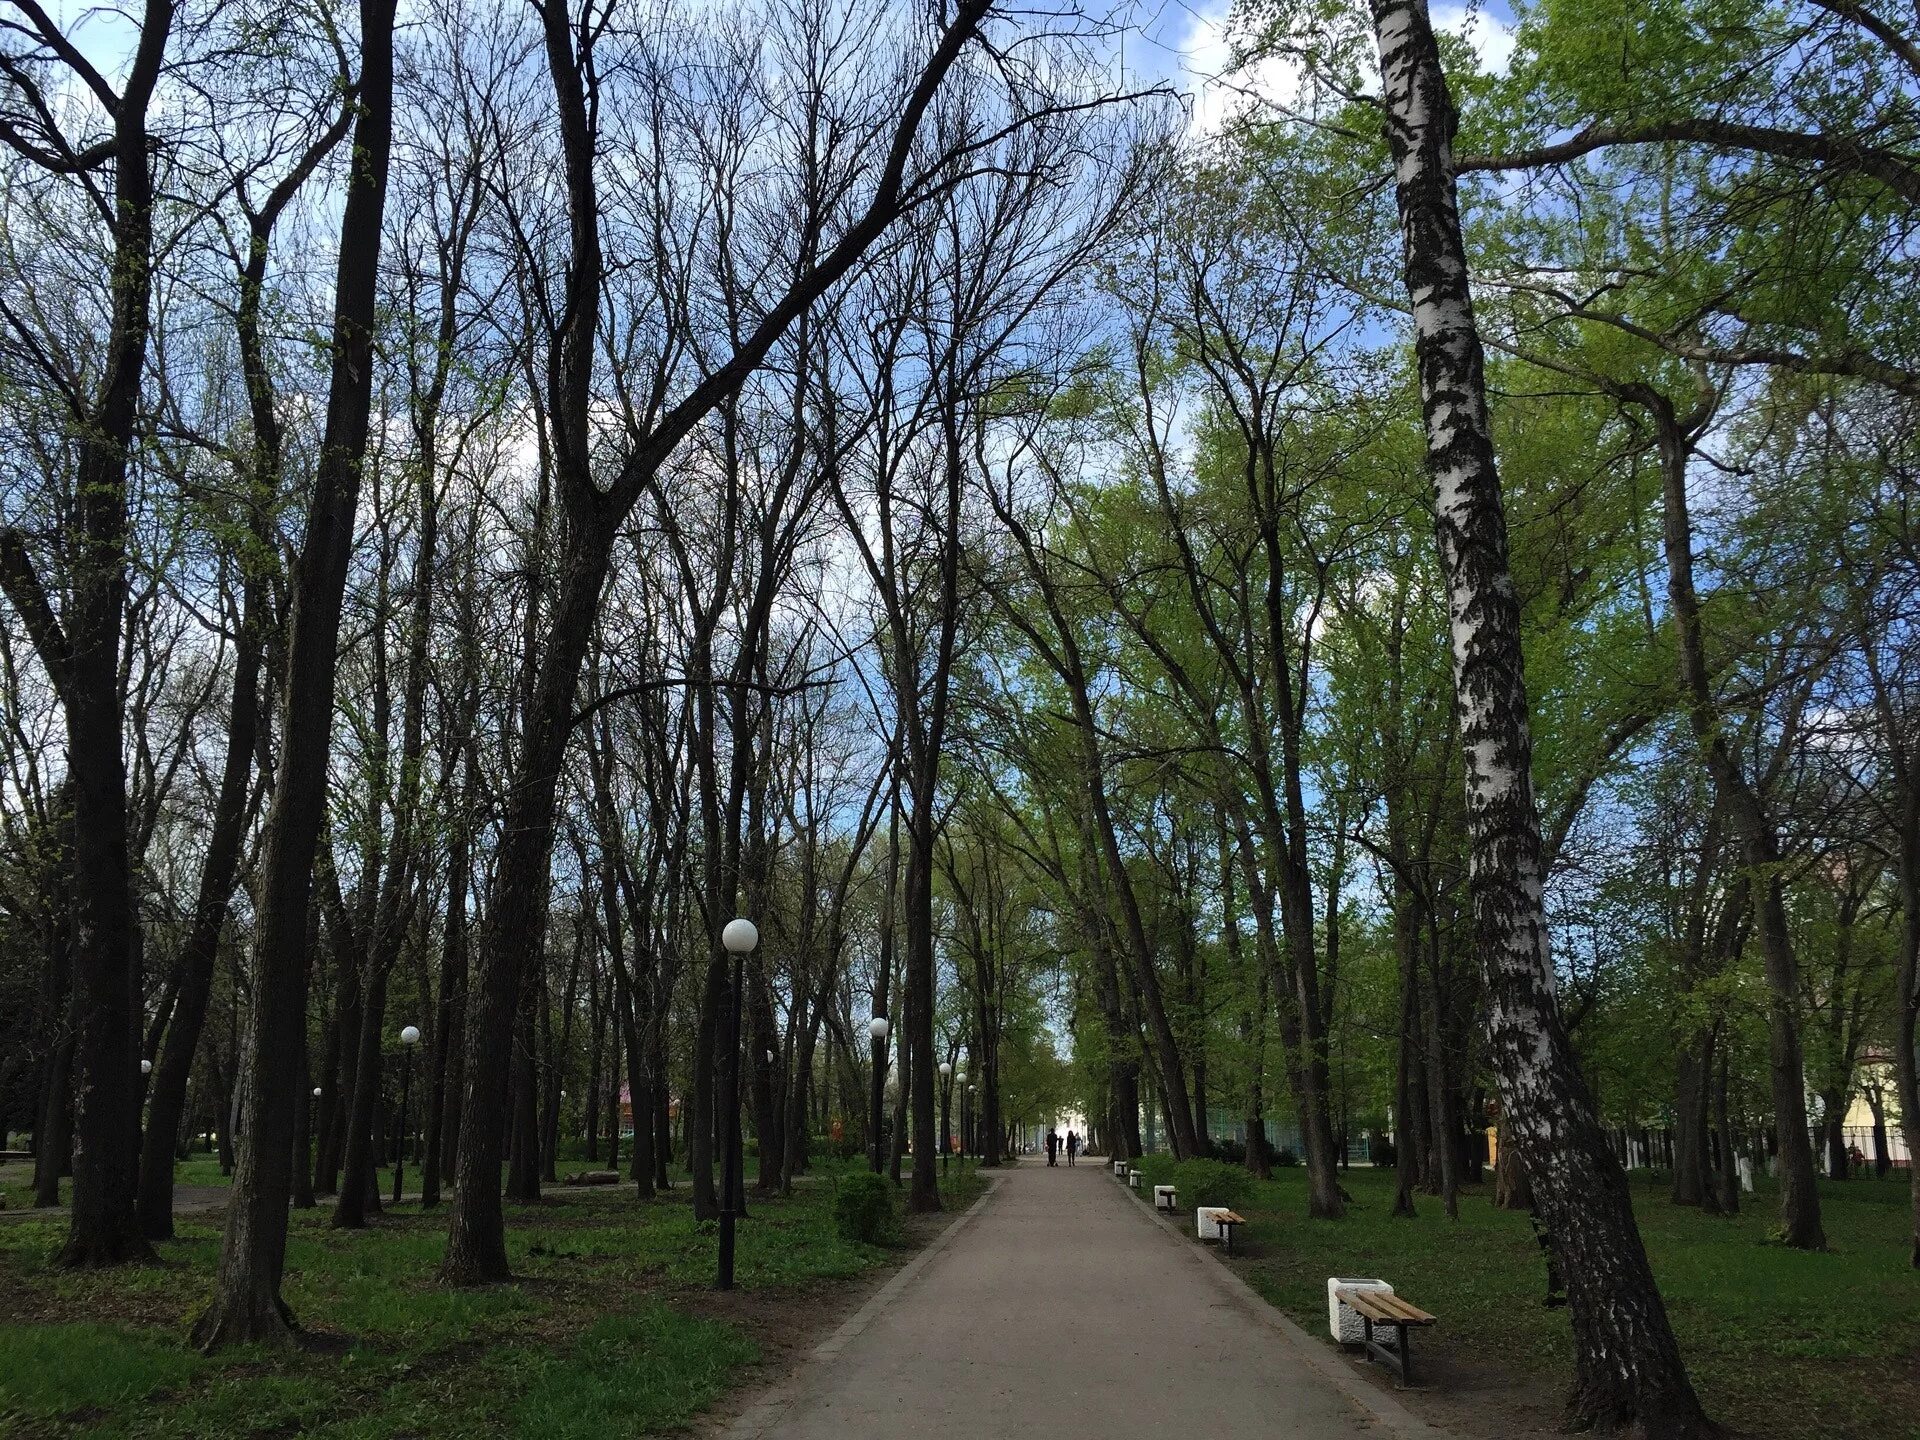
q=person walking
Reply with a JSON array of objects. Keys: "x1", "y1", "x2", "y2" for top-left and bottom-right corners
[
  {"x1": 1046, "y1": 1129, "x2": 1059, "y2": 1166},
  {"x1": 1066, "y1": 1130, "x2": 1079, "y2": 1167}
]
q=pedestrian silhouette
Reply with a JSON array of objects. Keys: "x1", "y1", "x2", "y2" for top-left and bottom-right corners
[{"x1": 1066, "y1": 1129, "x2": 1079, "y2": 1166}]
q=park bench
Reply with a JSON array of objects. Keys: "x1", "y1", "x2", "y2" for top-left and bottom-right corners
[
  {"x1": 1200, "y1": 1208, "x2": 1245, "y2": 1254},
  {"x1": 1335, "y1": 1287, "x2": 1436, "y2": 1386},
  {"x1": 1127, "y1": 1167, "x2": 1142, "y2": 1190},
  {"x1": 1153, "y1": 1183, "x2": 1177, "y2": 1213}
]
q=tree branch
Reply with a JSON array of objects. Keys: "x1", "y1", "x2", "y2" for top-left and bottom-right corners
[
  {"x1": 0, "y1": 528, "x2": 72, "y2": 698},
  {"x1": 1457, "y1": 118, "x2": 1920, "y2": 207}
]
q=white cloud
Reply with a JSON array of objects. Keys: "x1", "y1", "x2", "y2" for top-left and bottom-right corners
[
  {"x1": 1430, "y1": 3, "x2": 1519, "y2": 76},
  {"x1": 1176, "y1": 0, "x2": 1305, "y2": 137},
  {"x1": 1170, "y1": 0, "x2": 1513, "y2": 138}
]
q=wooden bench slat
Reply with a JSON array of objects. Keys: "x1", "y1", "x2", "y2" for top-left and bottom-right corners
[
  {"x1": 1214, "y1": 1211, "x2": 1245, "y2": 1224},
  {"x1": 1336, "y1": 1289, "x2": 1436, "y2": 1326}
]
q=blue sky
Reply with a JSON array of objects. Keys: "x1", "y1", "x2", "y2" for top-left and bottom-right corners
[{"x1": 1123, "y1": 0, "x2": 1521, "y2": 133}]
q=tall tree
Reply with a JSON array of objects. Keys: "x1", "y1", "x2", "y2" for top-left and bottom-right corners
[
  {"x1": 1364, "y1": 0, "x2": 1712, "y2": 1430},
  {"x1": 0, "y1": 0, "x2": 177, "y2": 1267},
  {"x1": 193, "y1": 0, "x2": 399, "y2": 1346}
]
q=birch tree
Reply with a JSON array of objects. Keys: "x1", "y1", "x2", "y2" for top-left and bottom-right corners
[{"x1": 1365, "y1": 0, "x2": 1712, "y2": 1430}]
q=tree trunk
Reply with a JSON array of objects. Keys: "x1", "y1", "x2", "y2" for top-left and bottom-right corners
[
  {"x1": 1494, "y1": 1115, "x2": 1533, "y2": 1210},
  {"x1": 442, "y1": 529, "x2": 611, "y2": 1283},
  {"x1": 318, "y1": 948, "x2": 360, "y2": 1195},
  {"x1": 0, "y1": 0, "x2": 178, "y2": 1273},
  {"x1": 1370, "y1": 3, "x2": 1714, "y2": 1429},
  {"x1": 506, "y1": 966, "x2": 543, "y2": 1203},
  {"x1": 1670, "y1": 1036, "x2": 1717, "y2": 1211},
  {"x1": 1637, "y1": 387, "x2": 1825, "y2": 1251},
  {"x1": 290, "y1": 1038, "x2": 316, "y2": 1211},
  {"x1": 332, "y1": 966, "x2": 389, "y2": 1227},
  {"x1": 138, "y1": 568, "x2": 263, "y2": 1240},
  {"x1": 193, "y1": 0, "x2": 397, "y2": 1347},
  {"x1": 1391, "y1": 885, "x2": 1421, "y2": 1217},
  {"x1": 35, "y1": 1023, "x2": 76, "y2": 1208}
]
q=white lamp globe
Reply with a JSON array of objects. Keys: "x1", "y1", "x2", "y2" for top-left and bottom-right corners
[
  {"x1": 868, "y1": 1015, "x2": 890, "y2": 1043},
  {"x1": 140, "y1": 1059, "x2": 152, "y2": 1075},
  {"x1": 400, "y1": 1024, "x2": 421, "y2": 1047},
  {"x1": 312, "y1": 1087, "x2": 323, "y2": 1099},
  {"x1": 939, "y1": 1061, "x2": 952, "y2": 1079},
  {"x1": 956, "y1": 1071, "x2": 967, "y2": 1086},
  {"x1": 722, "y1": 917, "x2": 759, "y2": 954}
]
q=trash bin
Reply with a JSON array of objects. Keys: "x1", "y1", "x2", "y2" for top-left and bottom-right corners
[{"x1": 1327, "y1": 1277, "x2": 1393, "y2": 1344}]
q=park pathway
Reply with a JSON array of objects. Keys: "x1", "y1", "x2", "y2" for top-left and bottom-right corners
[{"x1": 724, "y1": 1158, "x2": 1437, "y2": 1439}]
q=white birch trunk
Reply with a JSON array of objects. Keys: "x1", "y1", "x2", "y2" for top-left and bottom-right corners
[{"x1": 1368, "y1": 2, "x2": 1714, "y2": 1432}]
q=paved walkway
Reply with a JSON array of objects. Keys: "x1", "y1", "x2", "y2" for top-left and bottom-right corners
[{"x1": 728, "y1": 1159, "x2": 1431, "y2": 1439}]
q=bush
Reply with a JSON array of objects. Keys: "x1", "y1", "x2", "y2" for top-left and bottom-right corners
[
  {"x1": 1172, "y1": 1158, "x2": 1258, "y2": 1210},
  {"x1": 832, "y1": 1171, "x2": 898, "y2": 1244},
  {"x1": 1274, "y1": 1147, "x2": 1300, "y2": 1168},
  {"x1": 811, "y1": 1130, "x2": 865, "y2": 1162},
  {"x1": 1212, "y1": 1137, "x2": 1247, "y2": 1163},
  {"x1": 1131, "y1": 1152, "x2": 1177, "y2": 1192},
  {"x1": 1369, "y1": 1134, "x2": 1396, "y2": 1168}
]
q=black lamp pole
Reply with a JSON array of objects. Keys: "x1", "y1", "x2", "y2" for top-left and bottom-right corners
[
  {"x1": 868, "y1": 1014, "x2": 889, "y2": 1173},
  {"x1": 941, "y1": 1076, "x2": 951, "y2": 1182},
  {"x1": 716, "y1": 918, "x2": 756, "y2": 1291},
  {"x1": 393, "y1": 1025, "x2": 419, "y2": 1205}
]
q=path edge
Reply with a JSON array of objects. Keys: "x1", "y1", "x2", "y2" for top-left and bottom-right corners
[
  {"x1": 1118, "y1": 1172, "x2": 1454, "y2": 1440},
  {"x1": 718, "y1": 1171, "x2": 1004, "y2": 1439}
]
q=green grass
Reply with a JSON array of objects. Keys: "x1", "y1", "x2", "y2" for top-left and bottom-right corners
[
  {"x1": 1141, "y1": 1161, "x2": 1920, "y2": 1439},
  {"x1": 0, "y1": 1166, "x2": 925, "y2": 1439},
  {"x1": 0, "y1": 1323, "x2": 204, "y2": 1420},
  {"x1": 2, "y1": 1152, "x2": 235, "y2": 1212},
  {"x1": 507, "y1": 1304, "x2": 760, "y2": 1438}
]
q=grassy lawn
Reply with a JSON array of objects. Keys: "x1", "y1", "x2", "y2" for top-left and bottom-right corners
[
  {"x1": 0, "y1": 1159, "x2": 982, "y2": 1439},
  {"x1": 4, "y1": 1154, "x2": 236, "y2": 1212},
  {"x1": 1129, "y1": 1157, "x2": 1920, "y2": 1439}
]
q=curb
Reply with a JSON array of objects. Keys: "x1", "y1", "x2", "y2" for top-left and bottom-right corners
[
  {"x1": 719, "y1": 1172, "x2": 1004, "y2": 1439},
  {"x1": 1115, "y1": 1174, "x2": 1453, "y2": 1440}
]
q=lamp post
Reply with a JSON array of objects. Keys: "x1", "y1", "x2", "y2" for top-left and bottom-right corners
[
  {"x1": 967, "y1": 1083, "x2": 978, "y2": 1159},
  {"x1": 938, "y1": 1061, "x2": 952, "y2": 1184},
  {"x1": 867, "y1": 1014, "x2": 890, "y2": 1174},
  {"x1": 393, "y1": 1024, "x2": 421, "y2": 1204},
  {"x1": 955, "y1": 1070, "x2": 968, "y2": 1163},
  {"x1": 717, "y1": 917, "x2": 758, "y2": 1291}
]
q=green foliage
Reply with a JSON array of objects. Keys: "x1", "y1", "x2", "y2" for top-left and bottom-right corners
[
  {"x1": 1172, "y1": 1158, "x2": 1258, "y2": 1210},
  {"x1": 1131, "y1": 1153, "x2": 1177, "y2": 1192},
  {"x1": 832, "y1": 1170, "x2": 899, "y2": 1245},
  {"x1": 812, "y1": 1129, "x2": 865, "y2": 1162}
]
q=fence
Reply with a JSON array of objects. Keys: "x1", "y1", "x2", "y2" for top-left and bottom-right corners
[{"x1": 1604, "y1": 1123, "x2": 1909, "y2": 1174}]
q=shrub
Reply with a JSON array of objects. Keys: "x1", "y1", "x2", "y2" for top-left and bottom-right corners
[
  {"x1": 832, "y1": 1171, "x2": 898, "y2": 1244},
  {"x1": 1212, "y1": 1137, "x2": 1247, "y2": 1163},
  {"x1": 1274, "y1": 1146, "x2": 1300, "y2": 1167},
  {"x1": 1172, "y1": 1158, "x2": 1257, "y2": 1210},
  {"x1": 811, "y1": 1130, "x2": 865, "y2": 1162},
  {"x1": 1131, "y1": 1152, "x2": 1177, "y2": 1192},
  {"x1": 1369, "y1": 1134, "x2": 1396, "y2": 1168}
]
